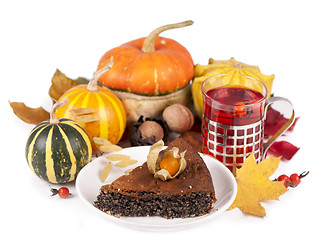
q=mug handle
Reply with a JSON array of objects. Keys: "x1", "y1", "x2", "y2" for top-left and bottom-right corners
[{"x1": 263, "y1": 96, "x2": 295, "y2": 156}]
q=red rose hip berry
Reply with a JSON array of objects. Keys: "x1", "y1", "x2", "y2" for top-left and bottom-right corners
[
  {"x1": 51, "y1": 187, "x2": 71, "y2": 199},
  {"x1": 58, "y1": 187, "x2": 70, "y2": 199},
  {"x1": 289, "y1": 173, "x2": 301, "y2": 187},
  {"x1": 277, "y1": 174, "x2": 290, "y2": 188}
]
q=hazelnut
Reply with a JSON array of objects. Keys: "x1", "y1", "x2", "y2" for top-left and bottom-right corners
[
  {"x1": 162, "y1": 104, "x2": 194, "y2": 133},
  {"x1": 138, "y1": 121, "x2": 164, "y2": 142}
]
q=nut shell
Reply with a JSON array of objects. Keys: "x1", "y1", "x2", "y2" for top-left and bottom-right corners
[
  {"x1": 138, "y1": 121, "x2": 164, "y2": 142},
  {"x1": 130, "y1": 116, "x2": 168, "y2": 146},
  {"x1": 162, "y1": 104, "x2": 194, "y2": 133}
]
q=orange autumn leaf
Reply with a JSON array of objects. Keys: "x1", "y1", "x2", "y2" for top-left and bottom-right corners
[
  {"x1": 9, "y1": 69, "x2": 86, "y2": 125},
  {"x1": 9, "y1": 102, "x2": 50, "y2": 125},
  {"x1": 49, "y1": 69, "x2": 79, "y2": 103},
  {"x1": 228, "y1": 154, "x2": 288, "y2": 217}
]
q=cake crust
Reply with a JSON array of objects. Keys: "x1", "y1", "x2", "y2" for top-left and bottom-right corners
[{"x1": 94, "y1": 138, "x2": 216, "y2": 218}]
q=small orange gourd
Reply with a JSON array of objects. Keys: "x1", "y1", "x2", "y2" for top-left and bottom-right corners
[
  {"x1": 56, "y1": 60, "x2": 126, "y2": 154},
  {"x1": 97, "y1": 21, "x2": 194, "y2": 96}
]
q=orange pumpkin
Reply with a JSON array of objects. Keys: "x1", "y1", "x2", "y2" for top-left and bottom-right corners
[
  {"x1": 56, "y1": 60, "x2": 126, "y2": 153},
  {"x1": 97, "y1": 21, "x2": 194, "y2": 96}
]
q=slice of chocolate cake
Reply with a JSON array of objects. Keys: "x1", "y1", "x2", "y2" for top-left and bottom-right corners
[{"x1": 94, "y1": 138, "x2": 216, "y2": 219}]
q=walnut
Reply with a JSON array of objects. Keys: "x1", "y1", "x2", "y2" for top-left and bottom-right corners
[
  {"x1": 138, "y1": 121, "x2": 164, "y2": 142},
  {"x1": 129, "y1": 116, "x2": 167, "y2": 146},
  {"x1": 162, "y1": 104, "x2": 194, "y2": 133}
]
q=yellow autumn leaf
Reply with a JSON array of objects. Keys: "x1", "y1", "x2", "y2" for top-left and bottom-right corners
[{"x1": 228, "y1": 154, "x2": 288, "y2": 217}]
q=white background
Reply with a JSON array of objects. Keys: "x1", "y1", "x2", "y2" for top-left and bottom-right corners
[{"x1": 1, "y1": 0, "x2": 312, "y2": 239}]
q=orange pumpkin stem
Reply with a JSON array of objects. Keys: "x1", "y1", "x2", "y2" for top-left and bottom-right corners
[
  {"x1": 50, "y1": 97, "x2": 69, "y2": 124},
  {"x1": 87, "y1": 57, "x2": 114, "y2": 92},
  {"x1": 141, "y1": 20, "x2": 194, "y2": 53}
]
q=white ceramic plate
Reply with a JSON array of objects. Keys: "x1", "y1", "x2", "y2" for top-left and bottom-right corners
[{"x1": 76, "y1": 146, "x2": 237, "y2": 231}]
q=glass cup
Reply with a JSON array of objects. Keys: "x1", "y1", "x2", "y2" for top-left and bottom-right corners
[{"x1": 201, "y1": 74, "x2": 294, "y2": 175}]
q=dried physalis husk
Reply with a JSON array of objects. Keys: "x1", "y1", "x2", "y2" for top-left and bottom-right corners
[
  {"x1": 147, "y1": 140, "x2": 187, "y2": 181},
  {"x1": 147, "y1": 140, "x2": 164, "y2": 174},
  {"x1": 93, "y1": 137, "x2": 123, "y2": 152}
]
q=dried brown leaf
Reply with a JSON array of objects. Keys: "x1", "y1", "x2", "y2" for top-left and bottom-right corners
[
  {"x1": 101, "y1": 162, "x2": 113, "y2": 182},
  {"x1": 107, "y1": 154, "x2": 131, "y2": 161},
  {"x1": 48, "y1": 69, "x2": 79, "y2": 103},
  {"x1": 115, "y1": 159, "x2": 138, "y2": 168},
  {"x1": 9, "y1": 101, "x2": 50, "y2": 125}
]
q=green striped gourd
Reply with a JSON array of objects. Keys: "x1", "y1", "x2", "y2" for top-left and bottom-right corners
[{"x1": 25, "y1": 98, "x2": 92, "y2": 184}]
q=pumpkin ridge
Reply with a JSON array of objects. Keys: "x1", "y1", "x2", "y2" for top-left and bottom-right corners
[
  {"x1": 59, "y1": 120, "x2": 91, "y2": 146},
  {"x1": 153, "y1": 68, "x2": 160, "y2": 95},
  {"x1": 59, "y1": 118, "x2": 81, "y2": 127},
  {"x1": 94, "y1": 93, "x2": 109, "y2": 140},
  {"x1": 26, "y1": 124, "x2": 50, "y2": 177},
  {"x1": 98, "y1": 90, "x2": 126, "y2": 139},
  {"x1": 50, "y1": 124, "x2": 74, "y2": 183},
  {"x1": 56, "y1": 124, "x2": 77, "y2": 182},
  {"x1": 161, "y1": 50, "x2": 192, "y2": 93},
  {"x1": 59, "y1": 91, "x2": 85, "y2": 119},
  {"x1": 161, "y1": 51, "x2": 182, "y2": 91},
  {"x1": 81, "y1": 91, "x2": 91, "y2": 108},
  {"x1": 100, "y1": 92, "x2": 125, "y2": 124},
  {"x1": 45, "y1": 125, "x2": 57, "y2": 183},
  {"x1": 29, "y1": 120, "x2": 50, "y2": 134},
  {"x1": 61, "y1": 89, "x2": 86, "y2": 110},
  {"x1": 75, "y1": 92, "x2": 98, "y2": 141},
  {"x1": 226, "y1": 69, "x2": 238, "y2": 85},
  {"x1": 31, "y1": 125, "x2": 52, "y2": 182},
  {"x1": 26, "y1": 121, "x2": 49, "y2": 143},
  {"x1": 58, "y1": 120, "x2": 91, "y2": 167},
  {"x1": 59, "y1": 118, "x2": 87, "y2": 134},
  {"x1": 63, "y1": 87, "x2": 86, "y2": 97}
]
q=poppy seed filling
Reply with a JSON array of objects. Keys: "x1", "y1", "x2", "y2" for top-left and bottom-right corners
[
  {"x1": 94, "y1": 138, "x2": 216, "y2": 219},
  {"x1": 94, "y1": 189, "x2": 215, "y2": 219}
]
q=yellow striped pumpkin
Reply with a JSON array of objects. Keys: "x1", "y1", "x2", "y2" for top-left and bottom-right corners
[
  {"x1": 192, "y1": 57, "x2": 275, "y2": 118},
  {"x1": 55, "y1": 61, "x2": 126, "y2": 154},
  {"x1": 26, "y1": 99, "x2": 92, "y2": 184}
]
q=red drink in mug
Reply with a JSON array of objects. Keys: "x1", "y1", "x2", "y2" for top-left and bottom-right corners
[{"x1": 201, "y1": 74, "x2": 294, "y2": 175}]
